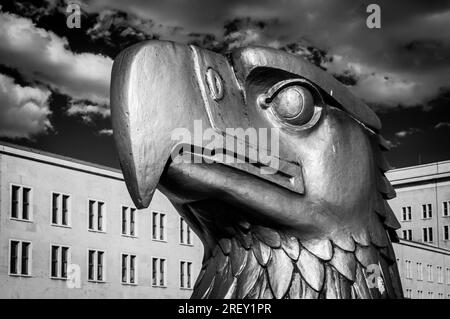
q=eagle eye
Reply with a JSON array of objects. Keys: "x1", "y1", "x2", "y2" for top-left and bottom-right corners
[{"x1": 258, "y1": 79, "x2": 323, "y2": 131}]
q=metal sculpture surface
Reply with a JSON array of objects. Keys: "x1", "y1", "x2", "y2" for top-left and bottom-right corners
[{"x1": 110, "y1": 40, "x2": 403, "y2": 299}]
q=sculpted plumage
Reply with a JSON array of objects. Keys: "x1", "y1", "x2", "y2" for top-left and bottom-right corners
[{"x1": 110, "y1": 40, "x2": 403, "y2": 299}]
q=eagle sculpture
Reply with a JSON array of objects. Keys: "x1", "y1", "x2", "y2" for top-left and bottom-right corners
[{"x1": 110, "y1": 40, "x2": 403, "y2": 299}]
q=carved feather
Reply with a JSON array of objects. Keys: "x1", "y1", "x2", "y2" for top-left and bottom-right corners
[
  {"x1": 267, "y1": 248, "x2": 294, "y2": 299},
  {"x1": 236, "y1": 249, "x2": 262, "y2": 298},
  {"x1": 353, "y1": 263, "x2": 371, "y2": 299},
  {"x1": 332, "y1": 233, "x2": 356, "y2": 252},
  {"x1": 288, "y1": 271, "x2": 303, "y2": 299},
  {"x1": 251, "y1": 235, "x2": 272, "y2": 266},
  {"x1": 301, "y1": 238, "x2": 333, "y2": 261},
  {"x1": 218, "y1": 238, "x2": 232, "y2": 255},
  {"x1": 296, "y1": 247, "x2": 324, "y2": 291},
  {"x1": 230, "y1": 237, "x2": 248, "y2": 276},
  {"x1": 253, "y1": 225, "x2": 281, "y2": 248},
  {"x1": 355, "y1": 244, "x2": 379, "y2": 267},
  {"x1": 280, "y1": 233, "x2": 300, "y2": 260},
  {"x1": 351, "y1": 229, "x2": 371, "y2": 247},
  {"x1": 329, "y1": 246, "x2": 356, "y2": 282}
]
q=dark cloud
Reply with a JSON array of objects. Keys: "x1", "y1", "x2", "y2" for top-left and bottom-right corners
[{"x1": 0, "y1": 0, "x2": 449, "y2": 168}]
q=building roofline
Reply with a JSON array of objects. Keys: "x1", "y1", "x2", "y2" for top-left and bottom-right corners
[
  {"x1": 397, "y1": 239, "x2": 450, "y2": 256},
  {"x1": 386, "y1": 159, "x2": 450, "y2": 186},
  {"x1": 389, "y1": 159, "x2": 450, "y2": 173},
  {"x1": 0, "y1": 140, "x2": 124, "y2": 181}
]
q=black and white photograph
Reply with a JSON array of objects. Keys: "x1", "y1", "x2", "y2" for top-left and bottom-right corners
[{"x1": 0, "y1": 0, "x2": 449, "y2": 308}]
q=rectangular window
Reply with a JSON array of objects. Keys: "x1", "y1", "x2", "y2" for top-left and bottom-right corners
[
  {"x1": 51, "y1": 193, "x2": 70, "y2": 226},
  {"x1": 444, "y1": 225, "x2": 449, "y2": 241},
  {"x1": 423, "y1": 227, "x2": 433, "y2": 243},
  {"x1": 401, "y1": 206, "x2": 412, "y2": 221},
  {"x1": 121, "y1": 206, "x2": 137, "y2": 236},
  {"x1": 422, "y1": 203, "x2": 432, "y2": 219},
  {"x1": 152, "y1": 257, "x2": 166, "y2": 287},
  {"x1": 180, "y1": 218, "x2": 193, "y2": 245},
  {"x1": 50, "y1": 245, "x2": 70, "y2": 279},
  {"x1": 88, "y1": 249, "x2": 105, "y2": 282},
  {"x1": 180, "y1": 261, "x2": 185, "y2": 288},
  {"x1": 22, "y1": 187, "x2": 30, "y2": 220},
  {"x1": 180, "y1": 261, "x2": 192, "y2": 289},
  {"x1": 152, "y1": 212, "x2": 166, "y2": 241},
  {"x1": 437, "y1": 266, "x2": 443, "y2": 283},
  {"x1": 179, "y1": 261, "x2": 193, "y2": 289},
  {"x1": 427, "y1": 264, "x2": 433, "y2": 282},
  {"x1": 88, "y1": 200, "x2": 106, "y2": 232},
  {"x1": 10, "y1": 185, "x2": 32, "y2": 221},
  {"x1": 443, "y1": 201, "x2": 450, "y2": 217},
  {"x1": 160, "y1": 215, "x2": 165, "y2": 241},
  {"x1": 130, "y1": 255, "x2": 136, "y2": 283},
  {"x1": 97, "y1": 202, "x2": 104, "y2": 231},
  {"x1": 10, "y1": 240, "x2": 32, "y2": 276},
  {"x1": 405, "y1": 260, "x2": 412, "y2": 279},
  {"x1": 417, "y1": 262, "x2": 423, "y2": 281},
  {"x1": 447, "y1": 268, "x2": 450, "y2": 284},
  {"x1": 405, "y1": 289, "x2": 412, "y2": 299},
  {"x1": 402, "y1": 229, "x2": 412, "y2": 241},
  {"x1": 121, "y1": 253, "x2": 137, "y2": 284},
  {"x1": 130, "y1": 209, "x2": 135, "y2": 236},
  {"x1": 152, "y1": 212, "x2": 157, "y2": 240}
]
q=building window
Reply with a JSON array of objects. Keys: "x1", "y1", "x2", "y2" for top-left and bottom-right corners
[
  {"x1": 417, "y1": 262, "x2": 423, "y2": 281},
  {"x1": 9, "y1": 240, "x2": 31, "y2": 276},
  {"x1": 180, "y1": 218, "x2": 192, "y2": 245},
  {"x1": 446, "y1": 268, "x2": 450, "y2": 284},
  {"x1": 438, "y1": 293, "x2": 444, "y2": 299},
  {"x1": 402, "y1": 229, "x2": 412, "y2": 241},
  {"x1": 88, "y1": 200, "x2": 105, "y2": 232},
  {"x1": 180, "y1": 261, "x2": 192, "y2": 289},
  {"x1": 121, "y1": 254, "x2": 136, "y2": 284},
  {"x1": 152, "y1": 212, "x2": 166, "y2": 241},
  {"x1": 10, "y1": 185, "x2": 32, "y2": 221},
  {"x1": 422, "y1": 203, "x2": 432, "y2": 219},
  {"x1": 152, "y1": 257, "x2": 166, "y2": 287},
  {"x1": 417, "y1": 290, "x2": 423, "y2": 299},
  {"x1": 50, "y1": 245, "x2": 70, "y2": 279},
  {"x1": 444, "y1": 225, "x2": 449, "y2": 241},
  {"x1": 443, "y1": 201, "x2": 450, "y2": 217},
  {"x1": 437, "y1": 266, "x2": 443, "y2": 284},
  {"x1": 121, "y1": 206, "x2": 136, "y2": 237},
  {"x1": 51, "y1": 193, "x2": 70, "y2": 226},
  {"x1": 88, "y1": 249, "x2": 105, "y2": 282},
  {"x1": 405, "y1": 288, "x2": 412, "y2": 299},
  {"x1": 427, "y1": 264, "x2": 433, "y2": 282},
  {"x1": 427, "y1": 291, "x2": 434, "y2": 299},
  {"x1": 405, "y1": 260, "x2": 412, "y2": 279},
  {"x1": 401, "y1": 206, "x2": 412, "y2": 221},
  {"x1": 422, "y1": 227, "x2": 433, "y2": 243}
]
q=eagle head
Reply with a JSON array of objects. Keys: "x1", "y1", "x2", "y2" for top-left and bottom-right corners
[{"x1": 110, "y1": 40, "x2": 403, "y2": 299}]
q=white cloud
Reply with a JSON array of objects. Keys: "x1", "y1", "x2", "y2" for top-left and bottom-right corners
[
  {"x1": 98, "y1": 128, "x2": 113, "y2": 136},
  {"x1": 434, "y1": 122, "x2": 450, "y2": 129},
  {"x1": 66, "y1": 102, "x2": 110, "y2": 123},
  {"x1": 0, "y1": 73, "x2": 51, "y2": 138},
  {"x1": 0, "y1": 11, "x2": 113, "y2": 106},
  {"x1": 328, "y1": 55, "x2": 449, "y2": 108},
  {"x1": 394, "y1": 127, "x2": 422, "y2": 138}
]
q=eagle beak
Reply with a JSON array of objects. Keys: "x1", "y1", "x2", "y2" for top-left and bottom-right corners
[{"x1": 110, "y1": 41, "x2": 209, "y2": 208}]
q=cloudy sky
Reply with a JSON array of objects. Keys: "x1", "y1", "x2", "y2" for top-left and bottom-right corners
[{"x1": 0, "y1": 0, "x2": 449, "y2": 168}]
